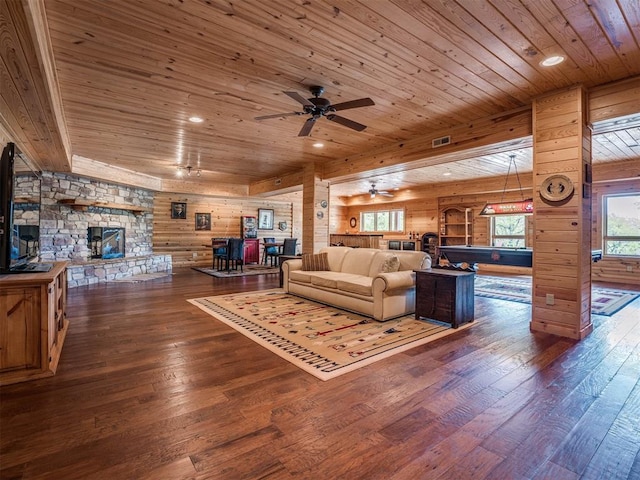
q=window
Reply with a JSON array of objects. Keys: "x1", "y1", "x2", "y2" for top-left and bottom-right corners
[
  {"x1": 360, "y1": 209, "x2": 404, "y2": 232},
  {"x1": 603, "y1": 194, "x2": 640, "y2": 256},
  {"x1": 491, "y1": 215, "x2": 526, "y2": 248}
]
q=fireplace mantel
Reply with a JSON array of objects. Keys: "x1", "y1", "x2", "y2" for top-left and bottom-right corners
[{"x1": 57, "y1": 199, "x2": 151, "y2": 215}]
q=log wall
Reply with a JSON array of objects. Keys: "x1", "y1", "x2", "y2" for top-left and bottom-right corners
[{"x1": 153, "y1": 192, "x2": 294, "y2": 268}]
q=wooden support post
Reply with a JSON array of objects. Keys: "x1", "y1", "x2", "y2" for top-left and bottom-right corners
[
  {"x1": 302, "y1": 163, "x2": 329, "y2": 254},
  {"x1": 531, "y1": 86, "x2": 593, "y2": 339}
]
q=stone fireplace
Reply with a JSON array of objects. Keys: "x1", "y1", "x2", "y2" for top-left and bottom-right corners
[{"x1": 31, "y1": 172, "x2": 172, "y2": 287}]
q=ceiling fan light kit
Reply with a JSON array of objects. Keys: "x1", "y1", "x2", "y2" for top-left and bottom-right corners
[
  {"x1": 255, "y1": 86, "x2": 375, "y2": 137},
  {"x1": 368, "y1": 183, "x2": 393, "y2": 198}
]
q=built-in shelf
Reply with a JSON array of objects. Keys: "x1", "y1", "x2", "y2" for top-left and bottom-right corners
[
  {"x1": 439, "y1": 207, "x2": 473, "y2": 247},
  {"x1": 57, "y1": 199, "x2": 151, "y2": 215}
]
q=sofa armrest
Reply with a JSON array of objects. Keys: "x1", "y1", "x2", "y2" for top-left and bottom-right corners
[
  {"x1": 282, "y1": 258, "x2": 303, "y2": 292},
  {"x1": 372, "y1": 270, "x2": 416, "y2": 293},
  {"x1": 282, "y1": 258, "x2": 303, "y2": 273}
]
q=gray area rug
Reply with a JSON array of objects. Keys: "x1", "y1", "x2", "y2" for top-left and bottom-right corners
[{"x1": 193, "y1": 265, "x2": 279, "y2": 278}]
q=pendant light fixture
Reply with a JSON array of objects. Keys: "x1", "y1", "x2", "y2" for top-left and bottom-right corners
[{"x1": 479, "y1": 154, "x2": 533, "y2": 216}]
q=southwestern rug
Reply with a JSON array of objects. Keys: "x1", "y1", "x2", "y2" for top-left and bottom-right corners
[
  {"x1": 474, "y1": 275, "x2": 639, "y2": 316},
  {"x1": 188, "y1": 290, "x2": 473, "y2": 381},
  {"x1": 193, "y1": 264, "x2": 280, "y2": 278}
]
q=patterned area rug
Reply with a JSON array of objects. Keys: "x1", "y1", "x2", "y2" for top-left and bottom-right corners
[
  {"x1": 193, "y1": 264, "x2": 279, "y2": 278},
  {"x1": 474, "y1": 276, "x2": 639, "y2": 316},
  {"x1": 188, "y1": 290, "x2": 473, "y2": 381}
]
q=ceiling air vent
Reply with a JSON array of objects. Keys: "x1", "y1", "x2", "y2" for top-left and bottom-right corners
[{"x1": 432, "y1": 135, "x2": 451, "y2": 148}]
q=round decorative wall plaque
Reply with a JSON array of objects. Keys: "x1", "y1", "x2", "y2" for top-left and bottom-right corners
[
  {"x1": 349, "y1": 217, "x2": 357, "y2": 228},
  {"x1": 540, "y1": 174, "x2": 574, "y2": 202}
]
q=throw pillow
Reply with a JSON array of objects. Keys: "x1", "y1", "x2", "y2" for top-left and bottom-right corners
[
  {"x1": 301, "y1": 252, "x2": 330, "y2": 271},
  {"x1": 380, "y1": 255, "x2": 400, "y2": 273}
]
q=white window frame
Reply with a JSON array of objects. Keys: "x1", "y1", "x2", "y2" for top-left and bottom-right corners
[
  {"x1": 360, "y1": 209, "x2": 405, "y2": 233},
  {"x1": 490, "y1": 214, "x2": 527, "y2": 248},
  {"x1": 603, "y1": 193, "x2": 640, "y2": 257}
]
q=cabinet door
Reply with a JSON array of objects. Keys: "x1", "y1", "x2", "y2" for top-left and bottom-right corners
[
  {"x1": 0, "y1": 288, "x2": 41, "y2": 371},
  {"x1": 244, "y1": 239, "x2": 259, "y2": 263}
]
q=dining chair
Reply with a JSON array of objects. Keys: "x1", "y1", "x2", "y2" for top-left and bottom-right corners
[
  {"x1": 262, "y1": 237, "x2": 278, "y2": 265},
  {"x1": 276, "y1": 238, "x2": 297, "y2": 260},
  {"x1": 226, "y1": 238, "x2": 245, "y2": 272},
  {"x1": 212, "y1": 238, "x2": 228, "y2": 270}
]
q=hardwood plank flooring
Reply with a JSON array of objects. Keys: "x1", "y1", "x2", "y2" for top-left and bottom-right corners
[{"x1": 1, "y1": 269, "x2": 639, "y2": 479}]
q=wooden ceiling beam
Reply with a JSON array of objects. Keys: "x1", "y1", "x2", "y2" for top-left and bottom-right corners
[
  {"x1": 321, "y1": 106, "x2": 533, "y2": 183},
  {"x1": 0, "y1": 0, "x2": 71, "y2": 171},
  {"x1": 249, "y1": 170, "x2": 305, "y2": 196},
  {"x1": 589, "y1": 76, "x2": 640, "y2": 134},
  {"x1": 23, "y1": 0, "x2": 71, "y2": 167}
]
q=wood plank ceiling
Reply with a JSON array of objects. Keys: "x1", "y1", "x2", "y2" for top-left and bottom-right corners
[{"x1": 1, "y1": 0, "x2": 639, "y2": 197}]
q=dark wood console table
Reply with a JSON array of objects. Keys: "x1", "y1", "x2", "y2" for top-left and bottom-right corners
[{"x1": 415, "y1": 269, "x2": 475, "y2": 328}]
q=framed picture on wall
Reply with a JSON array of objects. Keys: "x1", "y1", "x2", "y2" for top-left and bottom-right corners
[
  {"x1": 195, "y1": 213, "x2": 211, "y2": 230},
  {"x1": 171, "y1": 202, "x2": 187, "y2": 219},
  {"x1": 258, "y1": 208, "x2": 274, "y2": 230}
]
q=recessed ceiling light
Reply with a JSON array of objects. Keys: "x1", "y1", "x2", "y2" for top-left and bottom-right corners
[
  {"x1": 189, "y1": 116, "x2": 204, "y2": 123},
  {"x1": 541, "y1": 55, "x2": 565, "y2": 67},
  {"x1": 443, "y1": 172, "x2": 452, "y2": 176},
  {"x1": 313, "y1": 142, "x2": 324, "y2": 148}
]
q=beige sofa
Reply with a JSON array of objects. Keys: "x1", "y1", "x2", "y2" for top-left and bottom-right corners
[{"x1": 282, "y1": 246, "x2": 431, "y2": 321}]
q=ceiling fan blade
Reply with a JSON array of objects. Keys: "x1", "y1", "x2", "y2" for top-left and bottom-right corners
[
  {"x1": 284, "y1": 91, "x2": 314, "y2": 107},
  {"x1": 255, "y1": 112, "x2": 301, "y2": 120},
  {"x1": 326, "y1": 114, "x2": 367, "y2": 132},
  {"x1": 379, "y1": 191, "x2": 394, "y2": 197},
  {"x1": 298, "y1": 118, "x2": 316, "y2": 136},
  {"x1": 331, "y1": 97, "x2": 375, "y2": 111}
]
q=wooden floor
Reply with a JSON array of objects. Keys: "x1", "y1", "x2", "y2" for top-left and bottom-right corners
[{"x1": 2, "y1": 269, "x2": 640, "y2": 480}]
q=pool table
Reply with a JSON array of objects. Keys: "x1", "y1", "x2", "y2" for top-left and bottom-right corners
[{"x1": 438, "y1": 246, "x2": 603, "y2": 267}]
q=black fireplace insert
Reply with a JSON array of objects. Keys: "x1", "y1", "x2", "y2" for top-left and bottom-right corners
[{"x1": 88, "y1": 227, "x2": 125, "y2": 259}]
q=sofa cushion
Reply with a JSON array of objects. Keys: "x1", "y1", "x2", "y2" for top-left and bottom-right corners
[
  {"x1": 308, "y1": 271, "x2": 347, "y2": 289},
  {"x1": 289, "y1": 270, "x2": 312, "y2": 283},
  {"x1": 302, "y1": 252, "x2": 330, "y2": 271},
  {"x1": 337, "y1": 276, "x2": 374, "y2": 296},
  {"x1": 321, "y1": 246, "x2": 352, "y2": 271},
  {"x1": 368, "y1": 252, "x2": 400, "y2": 277},
  {"x1": 340, "y1": 249, "x2": 379, "y2": 276}
]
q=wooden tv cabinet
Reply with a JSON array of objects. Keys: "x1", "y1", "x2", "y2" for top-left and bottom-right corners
[{"x1": 0, "y1": 262, "x2": 68, "y2": 385}]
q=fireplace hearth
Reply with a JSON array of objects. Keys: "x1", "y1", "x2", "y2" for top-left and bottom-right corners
[{"x1": 88, "y1": 227, "x2": 125, "y2": 259}]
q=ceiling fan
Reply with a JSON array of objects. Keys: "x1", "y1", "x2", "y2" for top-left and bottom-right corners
[
  {"x1": 255, "y1": 86, "x2": 375, "y2": 137},
  {"x1": 369, "y1": 183, "x2": 393, "y2": 198}
]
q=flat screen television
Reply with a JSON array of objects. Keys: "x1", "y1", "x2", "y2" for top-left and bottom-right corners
[
  {"x1": 0, "y1": 142, "x2": 50, "y2": 273},
  {"x1": 0, "y1": 142, "x2": 15, "y2": 273}
]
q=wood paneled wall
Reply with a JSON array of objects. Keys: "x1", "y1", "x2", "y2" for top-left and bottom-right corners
[
  {"x1": 153, "y1": 192, "x2": 293, "y2": 268},
  {"x1": 335, "y1": 175, "x2": 534, "y2": 246},
  {"x1": 331, "y1": 161, "x2": 638, "y2": 286},
  {"x1": 302, "y1": 164, "x2": 330, "y2": 254}
]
